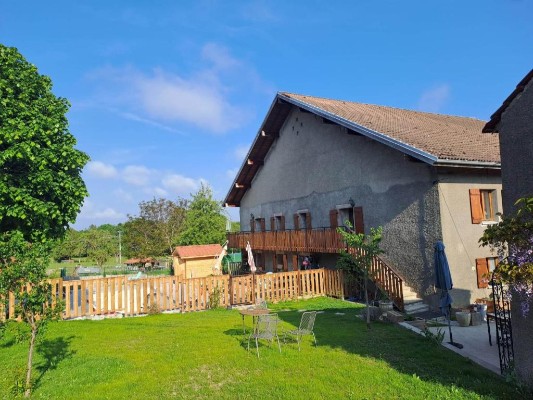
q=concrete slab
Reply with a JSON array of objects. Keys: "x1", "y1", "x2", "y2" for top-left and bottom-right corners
[{"x1": 400, "y1": 319, "x2": 501, "y2": 375}]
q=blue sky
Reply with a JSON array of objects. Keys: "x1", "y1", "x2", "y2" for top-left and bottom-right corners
[{"x1": 1, "y1": 1, "x2": 532, "y2": 229}]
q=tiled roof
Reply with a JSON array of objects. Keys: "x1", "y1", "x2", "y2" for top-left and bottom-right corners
[
  {"x1": 224, "y1": 92, "x2": 501, "y2": 207},
  {"x1": 282, "y1": 92, "x2": 500, "y2": 164},
  {"x1": 173, "y1": 244, "x2": 222, "y2": 258}
]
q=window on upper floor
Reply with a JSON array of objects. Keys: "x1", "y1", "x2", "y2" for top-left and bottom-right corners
[
  {"x1": 469, "y1": 189, "x2": 498, "y2": 224},
  {"x1": 332, "y1": 205, "x2": 364, "y2": 234},
  {"x1": 294, "y1": 210, "x2": 312, "y2": 230},
  {"x1": 250, "y1": 217, "x2": 265, "y2": 232},
  {"x1": 270, "y1": 214, "x2": 285, "y2": 231}
]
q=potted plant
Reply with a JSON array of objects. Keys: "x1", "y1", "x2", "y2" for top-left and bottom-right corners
[{"x1": 455, "y1": 309, "x2": 471, "y2": 327}]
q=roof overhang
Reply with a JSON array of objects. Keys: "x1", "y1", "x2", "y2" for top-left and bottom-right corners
[
  {"x1": 483, "y1": 69, "x2": 533, "y2": 133},
  {"x1": 224, "y1": 92, "x2": 500, "y2": 207}
]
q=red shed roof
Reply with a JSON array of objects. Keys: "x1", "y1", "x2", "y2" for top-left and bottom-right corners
[{"x1": 173, "y1": 244, "x2": 223, "y2": 259}]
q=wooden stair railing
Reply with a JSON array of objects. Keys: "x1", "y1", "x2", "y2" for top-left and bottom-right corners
[{"x1": 348, "y1": 247, "x2": 404, "y2": 311}]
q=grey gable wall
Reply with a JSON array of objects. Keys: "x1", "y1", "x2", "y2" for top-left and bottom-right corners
[
  {"x1": 498, "y1": 78, "x2": 533, "y2": 214},
  {"x1": 239, "y1": 107, "x2": 442, "y2": 297}
]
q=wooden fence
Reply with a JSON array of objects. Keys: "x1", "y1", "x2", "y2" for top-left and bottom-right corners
[{"x1": 1, "y1": 269, "x2": 345, "y2": 321}]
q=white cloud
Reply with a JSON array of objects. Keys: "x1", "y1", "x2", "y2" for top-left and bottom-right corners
[
  {"x1": 202, "y1": 43, "x2": 241, "y2": 71},
  {"x1": 116, "y1": 110, "x2": 182, "y2": 133},
  {"x1": 86, "y1": 161, "x2": 118, "y2": 178},
  {"x1": 417, "y1": 84, "x2": 451, "y2": 113},
  {"x1": 226, "y1": 168, "x2": 238, "y2": 179},
  {"x1": 77, "y1": 200, "x2": 125, "y2": 222},
  {"x1": 162, "y1": 174, "x2": 200, "y2": 194},
  {"x1": 113, "y1": 188, "x2": 134, "y2": 203},
  {"x1": 122, "y1": 165, "x2": 152, "y2": 186},
  {"x1": 133, "y1": 69, "x2": 242, "y2": 133},
  {"x1": 234, "y1": 145, "x2": 249, "y2": 160},
  {"x1": 87, "y1": 43, "x2": 271, "y2": 134},
  {"x1": 93, "y1": 208, "x2": 125, "y2": 219},
  {"x1": 143, "y1": 187, "x2": 169, "y2": 197}
]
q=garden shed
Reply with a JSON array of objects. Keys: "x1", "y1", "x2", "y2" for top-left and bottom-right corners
[{"x1": 172, "y1": 244, "x2": 223, "y2": 278}]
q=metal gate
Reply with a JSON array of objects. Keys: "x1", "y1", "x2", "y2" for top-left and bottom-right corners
[{"x1": 491, "y1": 271, "x2": 514, "y2": 375}]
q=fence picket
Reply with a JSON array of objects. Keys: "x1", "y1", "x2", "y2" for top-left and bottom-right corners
[{"x1": 4, "y1": 268, "x2": 346, "y2": 320}]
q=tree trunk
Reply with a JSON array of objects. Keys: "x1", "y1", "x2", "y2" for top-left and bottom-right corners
[
  {"x1": 25, "y1": 317, "x2": 37, "y2": 398},
  {"x1": 364, "y1": 274, "x2": 370, "y2": 329}
]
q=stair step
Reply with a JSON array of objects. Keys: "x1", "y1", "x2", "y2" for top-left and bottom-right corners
[{"x1": 404, "y1": 301, "x2": 430, "y2": 314}]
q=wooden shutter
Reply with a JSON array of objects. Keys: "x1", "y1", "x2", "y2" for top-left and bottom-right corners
[
  {"x1": 292, "y1": 254, "x2": 299, "y2": 272},
  {"x1": 476, "y1": 258, "x2": 489, "y2": 288},
  {"x1": 279, "y1": 215, "x2": 285, "y2": 231},
  {"x1": 329, "y1": 209, "x2": 338, "y2": 228},
  {"x1": 469, "y1": 189, "x2": 483, "y2": 224},
  {"x1": 282, "y1": 254, "x2": 288, "y2": 272},
  {"x1": 293, "y1": 213, "x2": 300, "y2": 230},
  {"x1": 354, "y1": 207, "x2": 364, "y2": 234},
  {"x1": 259, "y1": 218, "x2": 266, "y2": 232},
  {"x1": 250, "y1": 218, "x2": 255, "y2": 233},
  {"x1": 270, "y1": 217, "x2": 276, "y2": 231},
  {"x1": 305, "y1": 213, "x2": 312, "y2": 230}
]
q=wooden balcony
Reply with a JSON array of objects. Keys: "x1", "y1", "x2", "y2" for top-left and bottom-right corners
[
  {"x1": 227, "y1": 228, "x2": 344, "y2": 254},
  {"x1": 227, "y1": 227, "x2": 405, "y2": 311}
]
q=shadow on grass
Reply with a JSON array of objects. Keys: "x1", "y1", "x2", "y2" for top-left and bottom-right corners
[
  {"x1": 34, "y1": 336, "x2": 77, "y2": 390},
  {"x1": 272, "y1": 305, "x2": 518, "y2": 399}
]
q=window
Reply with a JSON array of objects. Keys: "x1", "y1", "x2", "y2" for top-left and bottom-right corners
[
  {"x1": 252, "y1": 217, "x2": 265, "y2": 232},
  {"x1": 469, "y1": 189, "x2": 498, "y2": 224},
  {"x1": 294, "y1": 210, "x2": 312, "y2": 230},
  {"x1": 333, "y1": 205, "x2": 364, "y2": 233},
  {"x1": 270, "y1": 214, "x2": 285, "y2": 231},
  {"x1": 475, "y1": 257, "x2": 498, "y2": 288}
]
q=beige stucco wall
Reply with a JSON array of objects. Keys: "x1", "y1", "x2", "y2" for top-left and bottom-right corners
[
  {"x1": 437, "y1": 171, "x2": 502, "y2": 306},
  {"x1": 173, "y1": 256, "x2": 218, "y2": 278}
]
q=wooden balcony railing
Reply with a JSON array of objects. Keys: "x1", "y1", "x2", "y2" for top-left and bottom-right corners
[
  {"x1": 227, "y1": 228, "x2": 345, "y2": 254},
  {"x1": 227, "y1": 228, "x2": 405, "y2": 310}
]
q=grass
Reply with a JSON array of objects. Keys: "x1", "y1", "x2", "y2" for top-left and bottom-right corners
[{"x1": 0, "y1": 297, "x2": 519, "y2": 399}]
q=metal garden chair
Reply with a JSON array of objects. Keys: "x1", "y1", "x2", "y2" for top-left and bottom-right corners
[
  {"x1": 255, "y1": 299, "x2": 268, "y2": 309},
  {"x1": 247, "y1": 313, "x2": 281, "y2": 358},
  {"x1": 284, "y1": 311, "x2": 317, "y2": 351}
]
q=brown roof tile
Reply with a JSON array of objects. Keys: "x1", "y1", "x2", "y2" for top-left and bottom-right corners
[
  {"x1": 173, "y1": 244, "x2": 222, "y2": 258},
  {"x1": 282, "y1": 92, "x2": 500, "y2": 164}
]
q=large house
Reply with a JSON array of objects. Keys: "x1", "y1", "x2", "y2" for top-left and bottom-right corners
[{"x1": 225, "y1": 92, "x2": 502, "y2": 308}]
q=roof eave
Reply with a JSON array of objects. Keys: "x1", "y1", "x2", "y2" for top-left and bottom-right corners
[
  {"x1": 277, "y1": 93, "x2": 439, "y2": 165},
  {"x1": 434, "y1": 159, "x2": 501, "y2": 169},
  {"x1": 223, "y1": 95, "x2": 284, "y2": 206},
  {"x1": 483, "y1": 69, "x2": 533, "y2": 133}
]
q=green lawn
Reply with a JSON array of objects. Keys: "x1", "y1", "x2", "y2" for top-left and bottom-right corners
[{"x1": 0, "y1": 298, "x2": 518, "y2": 399}]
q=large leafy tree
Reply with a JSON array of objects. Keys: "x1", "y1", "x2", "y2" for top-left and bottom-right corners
[
  {"x1": 0, "y1": 45, "x2": 88, "y2": 397},
  {"x1": 0, "y1": 46, "x2": 88, "y2": 242},
  {"x1": 178, "y1": 184, "x2": 226, "y2": 246},
  {"x1": 124, "y1": 198, "x2": 188, "y2": 257},
  {"x1": 81, "y1": 227, "x2": 116, "y2": 268}
]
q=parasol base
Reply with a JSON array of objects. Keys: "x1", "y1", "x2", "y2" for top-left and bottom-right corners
[{"x1": 448, "y1": 341, "x2": 463, "y2": 349}]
